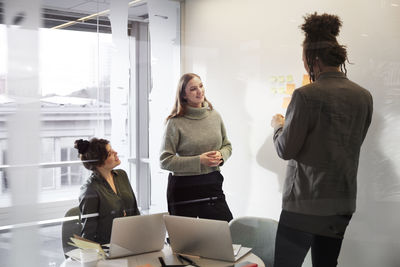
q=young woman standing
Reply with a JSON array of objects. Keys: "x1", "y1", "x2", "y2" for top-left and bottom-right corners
[{"x1": 160, "y1": 73, "x2": 233, "y2": 222}]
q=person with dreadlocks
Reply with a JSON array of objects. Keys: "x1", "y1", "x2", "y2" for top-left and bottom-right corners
[{"x1": 270, "y1": 13, "x2": 373, "y2": 267}]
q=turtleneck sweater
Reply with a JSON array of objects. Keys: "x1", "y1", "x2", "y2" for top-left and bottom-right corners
[{"x1": 160, "y1": 103, "x2": 232, "y2": 176}]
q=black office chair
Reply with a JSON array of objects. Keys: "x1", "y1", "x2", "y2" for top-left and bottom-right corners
[{"x1": 61, "y1": 206, "x2": 81, "y2": 258}]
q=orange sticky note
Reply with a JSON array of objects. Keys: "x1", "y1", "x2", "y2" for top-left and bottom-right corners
[
  {"x1": 137, "y1": 264, "x2": 154, "y2": 267},
  {"x1": 282, "y1": 96, "x2": 292, "y2": 109},
  {"x1": 302, "y1": 74, "x2": 311, "y2": 86},
  {"x1": 285, "y1": 83, "x2": 295, "y2": 95}
]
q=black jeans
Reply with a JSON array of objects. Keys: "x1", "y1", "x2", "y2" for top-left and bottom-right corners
[
  {"x1": 274, "y1": 223, "x2": 344, "y2": 267},
  {"x1": 167, "y1": 171, "x2": 233, "y2": 222}
]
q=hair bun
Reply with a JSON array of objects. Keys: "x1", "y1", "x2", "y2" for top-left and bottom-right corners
[
  {"x1": 74, "y1": 139, "x2": 90, "y2": 154},
  {"x1": 301, "y1": 12, "x2": 342, "y2": 41}
]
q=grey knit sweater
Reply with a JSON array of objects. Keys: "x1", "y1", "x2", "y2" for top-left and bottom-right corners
[{"x1": 160, "y1": 103, "x2": 232, "y2": 176}]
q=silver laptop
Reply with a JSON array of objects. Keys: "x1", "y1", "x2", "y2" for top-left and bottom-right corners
[
  {"x1": 164, "y1": 215, "x2": 252, "y2": 262},
  {"x1": 107, "y1": 213, "x2": 166, "y2": 259}
]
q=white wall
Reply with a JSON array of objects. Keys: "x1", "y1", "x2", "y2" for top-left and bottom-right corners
[{"x1": 182, "y1": 0, "x2": 400, "y2": 266}]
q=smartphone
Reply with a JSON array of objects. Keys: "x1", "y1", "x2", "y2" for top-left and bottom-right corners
[{"x1": 226, "y1": 261, "x2": 258, "y2": 267}]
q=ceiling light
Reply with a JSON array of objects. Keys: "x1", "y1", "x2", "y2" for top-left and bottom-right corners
[{"x1": 52, "y1": 0, "x2": 145, "y2": 30}]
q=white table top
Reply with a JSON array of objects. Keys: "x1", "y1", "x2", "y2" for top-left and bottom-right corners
[{"x1": 61, "y1": 245, "x2": 265, "y2": 267}]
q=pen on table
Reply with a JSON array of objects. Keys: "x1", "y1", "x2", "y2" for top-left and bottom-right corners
[
  {"x1": 158, "y1": 256, "x2": 167, "y2": 267},
  {"x1": 177, "y1": 254, "x2": 184, "y2": 264},
  {"x1": 175, "y1": 253, "x2": 200, "y2": 259},
  {"x1": 177, "y1": 254, "x2": 198, "y2": 266}
]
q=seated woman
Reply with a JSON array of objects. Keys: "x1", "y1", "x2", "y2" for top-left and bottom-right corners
[{"x1": 75, "y1": 138, "x2": 140, "y2": 244}]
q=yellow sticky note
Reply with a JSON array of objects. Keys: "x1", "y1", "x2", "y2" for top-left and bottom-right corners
[
  {"x1": 286, "y1": 75, "x2": 294, "y2": 83},
  {"x1": 285, "y1": 83, "x2": 295, "y2": 95},
  {"x1": 270, "y1": 76, "x2": 277, "y2": 83},
  {"x1": 278, "y1": 76, "x2": 285, "y2": 83}
]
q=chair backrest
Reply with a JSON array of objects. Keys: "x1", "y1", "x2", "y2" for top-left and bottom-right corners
[
  {"x1": 229, "y1": 216, "x2": 278, "y2": 267},
  {"x1": 61, "y1": 206, "x2": 81, "y2": 257}
]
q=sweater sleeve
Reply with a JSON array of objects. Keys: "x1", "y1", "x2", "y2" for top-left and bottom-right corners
[
  {"x1": 219, "y1": 117, "x2": 232, "y2": 163},
  {"x1": 159, "y1": 119, "x2": 201, "y2": 173},
  {"x1": 273, "y1": 89, "x2": 309, "y2": 160}
]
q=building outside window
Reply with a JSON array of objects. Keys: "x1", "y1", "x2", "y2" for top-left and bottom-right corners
[{"x1": 0, "y1": 1, "x2": 154, "y2": 266}]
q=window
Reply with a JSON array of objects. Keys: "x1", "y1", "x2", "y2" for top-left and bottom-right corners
[
  {"x1": 0, "y1": 150, "x2": 8, "y2": 193},
  {"x1": 60, "y1": 147, "x2": 85, "y2": 186},
  {"x1": 0, "y1": 1, "x2": 152, "y2": 266}
]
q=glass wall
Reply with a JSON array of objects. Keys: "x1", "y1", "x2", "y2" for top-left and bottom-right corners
[
  {"x1": 0, "y1": 0, "x2": 152, "y2": 266},
  {"x1": 179, "y1": 1, "x2": 400, "y2": 266}
]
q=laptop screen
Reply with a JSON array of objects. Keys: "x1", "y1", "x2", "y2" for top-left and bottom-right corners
[
  {"x1": 108, "y1": 213, "x2": 167, "y2": 258},
  {"x1": 164, "y1": 215, "x2": 251, "y2": 262}
]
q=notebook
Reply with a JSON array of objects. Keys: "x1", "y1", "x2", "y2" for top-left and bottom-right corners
[
  {"x1": 164, "y1": 215, "x2": 252, "y2": 262},
  {"x1": 107, "y1": 212, "x2": 167, "y2": 259}
]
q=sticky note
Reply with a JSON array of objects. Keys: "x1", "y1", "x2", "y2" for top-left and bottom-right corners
[
  {"x1": 270, "y1": 76, "x2": 277, "y2": 83},
  {"x1": 302, "y1": 74, "x2": 311, "y2": 86},
  {"x1": 285, "y1": 83, "x2": 295, "y2": 95},
  {"x1": 282, "y1": 97, "x2": 292, "y2": 108}
]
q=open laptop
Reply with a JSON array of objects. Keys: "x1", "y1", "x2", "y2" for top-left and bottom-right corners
[
  {"x1": 164, "y1": 215, "x2": 252, "y2": 262},
  {"x1": 107, "y1": 212, "x2": 167, "y2": 259}
]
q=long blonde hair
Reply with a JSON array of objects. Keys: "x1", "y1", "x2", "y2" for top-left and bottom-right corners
[{"x1": 166, "y1": 73, "x2": 213, "y2": 122}]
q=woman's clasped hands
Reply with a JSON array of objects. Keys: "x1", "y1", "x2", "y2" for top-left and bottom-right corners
[{"x1": 200, "y1": 151, "x2": 223, "y2": 167}]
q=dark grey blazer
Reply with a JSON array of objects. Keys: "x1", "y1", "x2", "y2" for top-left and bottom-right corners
[{"x1": 273, "y1": 72, "x2": 373, "y2": 216}]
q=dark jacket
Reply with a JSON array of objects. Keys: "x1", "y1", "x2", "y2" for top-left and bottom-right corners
[
  {"x1": 273, "y1": 72, "x2": 373, "y2": 216},
  {"x1": 79, "y1": 169, "x2": 140, "y2": 244}
]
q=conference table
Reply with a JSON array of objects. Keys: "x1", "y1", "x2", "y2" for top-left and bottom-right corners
[{"x1": 61, "y1": 245, "x2": 265, "y2": 267}]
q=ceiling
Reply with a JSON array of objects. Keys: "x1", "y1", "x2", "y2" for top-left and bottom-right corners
[
  {"x1": 36, "y1": 0, "x2": 148, "y2": 32},
  {"x1": 0, "y1": 1, "x2": 149, "y2": 32},
  {"x1": 41, "y1": 0, "x2": 148, "y2": 21}
]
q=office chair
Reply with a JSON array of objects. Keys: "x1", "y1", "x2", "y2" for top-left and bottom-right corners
[
  {"x1": 61, "y1": 206, "x2": 81, "y2": 258},
  {"x1": 229, "y1": 216, "x2": 312, "y2": 267},
  {"x1": 229, "y1": 216, "x2": 278, "y2": 267}
]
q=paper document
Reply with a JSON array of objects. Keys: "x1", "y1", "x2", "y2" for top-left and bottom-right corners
[
  {"x1": 65, "y1": 248, "x2": 103, "y2": 262},
  {"x1": 68, "y1": 234, "x2": 106, "y2": 258},
  {"x1": 233, "y1": 244, "x2": 242, "y2": 256}
]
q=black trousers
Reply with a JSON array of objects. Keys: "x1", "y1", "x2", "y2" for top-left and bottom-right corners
[
  {"x1": 167, "y1": 171, "x2": 233, "y2": 222},
  {"x1": 274, "y1": 223, "x2": 345, "y2": 267}
]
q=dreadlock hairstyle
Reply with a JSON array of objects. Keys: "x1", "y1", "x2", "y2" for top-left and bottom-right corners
[{"x1": 301, "y1": 13, "x2": 349, "y2": 82}]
